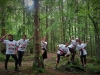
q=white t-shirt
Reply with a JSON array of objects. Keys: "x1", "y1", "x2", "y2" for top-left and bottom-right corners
[
  {"x1": 41, "y1": 41, "x2": 47, "y2": 50},
  {"x1": 3, "y1": 40, "x2": 17, "y2": 54},
  {"x1": 57, "y1": 44, "x2": 70, "y2": 55},
  {"x1": 17, "y1": 39, "x2": 29, "y2": 51},
  {"x1": 68, "y1": 40, "x2": 78, "y2": 48},
  {"x1": 77, "y1": 43, "x2": 87, "y2": 55}
]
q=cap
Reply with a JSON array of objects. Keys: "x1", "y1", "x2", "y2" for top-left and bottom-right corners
[{"x1": 76, "y1": 38, "x2": 79, "y2": 40}]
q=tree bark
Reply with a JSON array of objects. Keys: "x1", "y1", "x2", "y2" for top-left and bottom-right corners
[
  {"x1": 32, "y1": 0, "x2": 44, "y2": 71},
  {"x1": 0, "y1": 6, "x2": 6, "y2": 54},
  {"x1": 88, "y1": 14, "x2": 100, "y2": 61}
]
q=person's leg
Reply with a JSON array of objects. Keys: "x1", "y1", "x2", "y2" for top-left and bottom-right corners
[
  {"x1": 42, "y1": 50, "x2": 45, "y2": 55},
  {"x1": 18, "y1": 51, "x2": 24, "y2": 67},
  {"x1": 55, "y1": 54, "x2": 60, "y2": 69},
  {"x1": 11, "y1": 55, "x2": 19, "y2": 71},
  {"x1": 83, "y1": 55, "x2": 86, "y2": 66},
  {"x1": 5, "y1": 54, "x2": 10, "y2": 72},
  {"x1": 72, "y1": 48, "x2": 76, "y2": 62},
  {"x1": 69, "y1": 48, "x2": 76, "y2": 62},
  {"x1": 69, "y1": 48, "x2": 73, "y2": 61},
  {"x1": 66, "y1": 54, "x2": 71, "y2": 64},
  {"x1": 80, "y1": 55, "x2": 84, "y2": 66},
  {"x1": 42, "y1": 48, "x2": 47, "y2": 60}
]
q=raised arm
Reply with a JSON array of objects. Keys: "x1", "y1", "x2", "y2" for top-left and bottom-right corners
[
  {"x1": 0, "y1": 34, "x2": 8, "y2": 42},
  {"x1": 29, "y1": 35, "x2": 34, "y2": 41},
  {"x1": 2, "y1": 34, "x2": 8, "y2": 39}
]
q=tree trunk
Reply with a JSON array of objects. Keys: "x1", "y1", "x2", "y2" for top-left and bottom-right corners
[
  {"x1": 46, "y1": 4, "x2": 48, "y2": 52},
  {"x1": 32, "y1": 0, "x2": 44, "y2": 71},
  {"x1": 22, "y1": 0, "x2": 25, "y2": 35},
  {"x1": 0, "y1": 6, "x2": 6, "y2": 54},
  {"x1": 88, "y1": 14, "x2": 100, "y2": 61}
]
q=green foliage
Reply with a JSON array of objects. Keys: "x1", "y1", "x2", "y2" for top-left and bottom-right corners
[
  {"x1": 0, "y1": 54, "x2": 14, "y2": 61},
  {"x1": 95, "y1": 60, "x2": 100, "y2": 64},
  {"x1": 66, "y1": 62, "x2": 84, "y2": 72},
  {"x1": 33, "y1": 68, "x2": 45, "y2": 73},
  {"x1": 0, "y1": 54, "x2": 5, "y2": 61},
  {"x1": 88, "y1": 64, "x2": 100, "y2": 74},
  {"x1": 87, "y1": 56, "x2": 96, "y2": 63},
  {"x1": 32, "y1": 62, "x2": 45, "y2": 73},
  {"x1": 0, "y1": 0, "x2": 9, "y2": 6}
]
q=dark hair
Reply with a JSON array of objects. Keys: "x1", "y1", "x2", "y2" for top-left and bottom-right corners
[
  {"x1": 22, "y1": 34, "x2": 27, "y2": 37},
  {"x1": 8, "y1": 34, "x2": 13, "y2": 39}
]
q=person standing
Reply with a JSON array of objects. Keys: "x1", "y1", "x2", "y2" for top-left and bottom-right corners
[
  {"x1": 41, "y1": 37, "x2": 47, "y2": 60},
  {"x1": 17, "y1": 35, "x2": 33, "y2": 67},
  {"x1": 0, "y1": 34, "x2": 19, "y2": 72},
  {"x1": 54, "y1": 42, "x2": 70, "y2": 69},
  {"x1": 68, "y1": 36, "x2": 79, "y2": 62},
  {"x1": 77, "y1": 40, "x2": 88, "y2": 67}
]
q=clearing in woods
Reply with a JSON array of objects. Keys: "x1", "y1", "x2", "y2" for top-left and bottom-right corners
[{"x1": 0, "y1": 53, "x2": 96, "y2": 75}]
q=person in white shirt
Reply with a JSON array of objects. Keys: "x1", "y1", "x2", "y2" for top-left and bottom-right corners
[
  {"x1": 17, "y1": 35, "x2": 33, "y2": 67},
  {"x1": 41, "y1": 37, "x2": 47, "y2": 59},
  {"x1": 55, "y1": 42, "x2": 70, "y2": 69},
  {"x1": 68, "y1": 36, "x2": 79, "y2": 62},
  {"x1": 0, "y1": 34, "x2": 19, "y2": 72},
  {"x1": 77, "y1": 40, "x2": 88, "y2": 67}
]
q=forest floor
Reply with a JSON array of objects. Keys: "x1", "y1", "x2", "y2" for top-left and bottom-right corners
[{"x1": 0, "y1": 52, "x2": 100, "y2": 75}]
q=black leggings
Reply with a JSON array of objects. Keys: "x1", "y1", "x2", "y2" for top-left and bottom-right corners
[
  {"x1": 69, "y1": 48, "x2": 76, "y2": 62},
  {"x1": 18, "y1": 51, "x2": 24, "y2": 66},
  {"x1": 42, "y1": 48, "x2": 47, "y2": 59},
  {"x1": 57, "y1": 53, "x2": 65, "y2": 63},
  {"x1": 80, "y1": 55, "x2": 86, "y2": 65},
  {"x1": 5, "y1": 54, "x2": 18, "y2": 70}
]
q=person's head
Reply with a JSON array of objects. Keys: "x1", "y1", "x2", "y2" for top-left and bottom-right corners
[
  {"x1": 22, "y1": 35, "x2": 27, "y2": 40},
  {"x1": 42, "y1": 37, "x2": 46, "y2": 41},
  {"x1": 76, "y1": 38, "x2": 79, "y2": 42},
  {"x1": 8, "y1": 34, "x2": 13, "y2": 40},
  {"x1": 65, "y1": 42, "x2": 69, "y2": 47},
  {"x1": 71, "y1": 36, "x2": 74, "y2": 39},
  {"x1": 78, "y1": 40, "x2": 82, "y2": 45}
]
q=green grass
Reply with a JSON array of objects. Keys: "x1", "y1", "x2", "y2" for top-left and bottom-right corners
[{"x1": 87, "y1": 64, "x2": 100, "y2": 74}]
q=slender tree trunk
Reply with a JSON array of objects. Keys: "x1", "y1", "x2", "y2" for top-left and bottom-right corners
[
  {"x1": 0, "y1": 6, "x2": 6, "y2": 54},
  {"x1": 32, "y1": 0, "x2": 44, "y2": 71},
  {"x1": 88, "y1": 14, "x2": 100, "y2": 61},
  {"x1": 46, "y1": 5, "x2": 48, "y2": 51},
  {"x1": 22, "y1": 0, "x2": 25, "y2": 35}
]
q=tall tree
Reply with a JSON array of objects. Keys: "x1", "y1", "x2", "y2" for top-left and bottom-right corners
[
  {"x1": 32, "y1": 0, "x2": 44, "y2": 71},
  {"x1": 0, "y1": 0, "x2": 8, "y2": 54},
  {"x1": 22, "y1": 0, "x2": 25, "y2": 35},
  {"x1": 88, "y1": 0, "x2": 100, "y2": 60}
]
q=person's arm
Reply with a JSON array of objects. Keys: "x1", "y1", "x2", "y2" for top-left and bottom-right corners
[
  {"x1": 65, "y1": 48, "x2": 70, "y2": 56},
  {"x1": 2, "y1": 34, "x2": 8, "y2": 38},
  {"x1": 14, "y1": 41, "x2": 18, "y2": 54},
  {"x1": 29, "y1": 35, "x2": 34, "y2": 41},
  {"x1": 70, "y1": 36, "x2": 74, "y2": 41},
  {"x1": 42, "y1": 41, "x2": 47, "y2": 45},
  {"x1": 0, "y1": 34, "x2": 8, "y2": 42}
]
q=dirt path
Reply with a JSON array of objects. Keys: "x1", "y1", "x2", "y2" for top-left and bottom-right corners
[{"x1": 0, "y1": 53, "x2": 88, "y2": 75}]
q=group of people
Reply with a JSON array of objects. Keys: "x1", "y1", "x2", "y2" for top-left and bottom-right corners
[
  {"x1": 55, "y1": 36, "x2": 88, "y2": 69},
  {"x1": 0, "y1": 34, "x2": 48, "y2": 73},
  {"x1": 0, "y1": 34, "x2": 34, "y2": 72},
  {"x1": 0, "y1": 34, "x2": 88, "y2": 72}
]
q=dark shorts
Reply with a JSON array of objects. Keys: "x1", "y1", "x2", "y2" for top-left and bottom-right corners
[
  {"x1": 42, "y1": 48, "x2": 47, "y2": 59},
  {"x1": 68, "y1": 47, "x2": 76, "y2": 53}
]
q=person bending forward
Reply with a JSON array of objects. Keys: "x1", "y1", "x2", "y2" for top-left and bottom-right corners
[{"x1": 55, "y1": 42, "x2": 70, "y2": 69}]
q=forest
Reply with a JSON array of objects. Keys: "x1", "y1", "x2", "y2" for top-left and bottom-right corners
[{"x1": 0, "y1": 0, "x2": 100, "y2": 75}]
